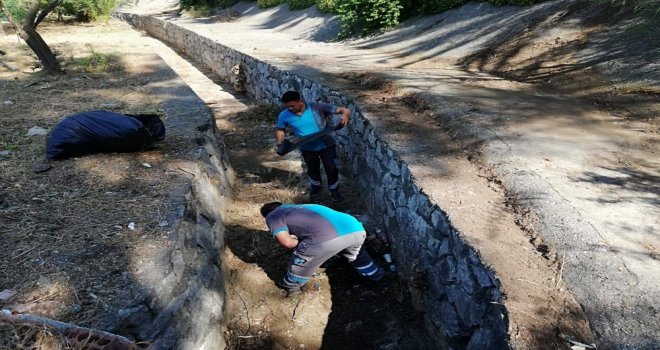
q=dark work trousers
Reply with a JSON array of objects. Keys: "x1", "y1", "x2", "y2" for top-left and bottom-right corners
[
  {"x1": 281, "y1": 231, "x2": 385, "y2": 291},
  {"x1": 301, "y1": 146, "x2": 339, "y2": 190}
]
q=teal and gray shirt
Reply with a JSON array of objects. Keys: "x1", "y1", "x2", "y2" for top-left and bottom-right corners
[
  {"x1": 265, "y1": 204, "x2": 364, "y2": 244},
  {"x1": 277, "y1": 101, "x2": 337, "y2": 151}
]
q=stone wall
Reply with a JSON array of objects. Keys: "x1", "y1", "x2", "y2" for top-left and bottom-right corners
[
  {"x1": 116, "y1": 12, "x2": 509, "y2": 349},
  {"x1": 99, "y1": 62, "x2": 235, "y2": 349}
]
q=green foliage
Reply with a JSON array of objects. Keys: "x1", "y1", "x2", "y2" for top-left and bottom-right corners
[
  {"x1": 602, "y1": 0, "x2": 660, "y2": 35},
  {"x1": 418, "y1": 0, "x2": 467, "y2": 13},
  {"x1": 337, "y1": 0, "x2": 402, "y2": 37},
  {"x1": 316, "y1": 0, "x2": 338, "y2": 13},
  {"x1": 180, "y1": 0, "x2": 239, "y2": 11},
  {"x1": 215, "y1": 0, "x2": 241, "y2": 8},
  {"x1": 69, "y1": 47, "x2": 120, "y2": 72},
  {"x1": 57, "y1": 0, "x2": 123, "y2": 21},
  {"x1": 602, "y1": 0, "x2": 660, "y2": 17},
  {"x1": 484, "y1": 0, "x2": 541, "y2": 6},
  {"x1": 2, "y1": 0, "x2": 31, "y2": 23},
  {"x1": 257, "y1": 0, "x2": 285, "y2": 8},
  {"x1": 288, "y1": 0, "x2": 315, "y2": 10}
]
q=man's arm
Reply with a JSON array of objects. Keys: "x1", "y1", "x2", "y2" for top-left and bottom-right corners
[{"x1": 275, "y1": 230, "x2": 299, "y2": 249}]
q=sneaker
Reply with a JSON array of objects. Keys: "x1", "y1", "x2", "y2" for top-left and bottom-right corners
[
  {"x1": 276, "y1": 280, "x2": 303, "y2": 296},
  {"x1": 285, "y1": 287, "x2": 303, "y2": 297},
  {"x1": 329, "y1": 189, "x2": 343, "y2": 202}
]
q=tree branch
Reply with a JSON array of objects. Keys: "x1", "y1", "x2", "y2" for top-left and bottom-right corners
[
  {"x1": 35, "y1": 0, "x2": 61, "y2": 27},
  {"x1": 24, "y1": 0, "x2": 40, "y2": 28}
]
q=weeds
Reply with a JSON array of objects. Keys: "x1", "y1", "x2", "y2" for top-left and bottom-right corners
[{"x1": 67, "y1": 45, "x2": 120, "y2": 73}]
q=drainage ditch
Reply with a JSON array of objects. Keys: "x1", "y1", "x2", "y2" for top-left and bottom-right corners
[{"x1": 116, "y1": 12, "x2": 510, "y2": 349}]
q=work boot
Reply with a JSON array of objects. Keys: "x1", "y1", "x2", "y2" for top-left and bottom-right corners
[
  {"x1": 329, "y1": 189, "x2": 343, "y2": 202},
  {"x1": 309, "y1": 185, "x2": 322, "y2": 201}
]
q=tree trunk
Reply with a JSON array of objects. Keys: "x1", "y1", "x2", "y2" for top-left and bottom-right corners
[
  {"x1": 0, "y1": 0, "x2": 62, "y2": 74},
  {"x1": 21, "y1": 24, "x2": 62, "y2": 74}
]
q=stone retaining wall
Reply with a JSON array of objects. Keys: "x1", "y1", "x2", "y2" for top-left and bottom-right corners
[
  {"x1": 104, "y1": 66, "x2": 234, "y2": 349},
  {"x1": 116, "y1": 12, "x2": 509, "y2": 349}
]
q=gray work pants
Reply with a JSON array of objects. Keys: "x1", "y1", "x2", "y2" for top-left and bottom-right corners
[{"x1": 281, "y1": 231, "x2": 368, "y2": 290}]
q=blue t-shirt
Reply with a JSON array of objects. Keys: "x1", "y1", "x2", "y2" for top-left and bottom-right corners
[
  {"x1": 277, "y1": 102, "x2": 337, "y2": 151},
  {"x1": 265, "y1": 204, "x2": 364, "y2": 244}
]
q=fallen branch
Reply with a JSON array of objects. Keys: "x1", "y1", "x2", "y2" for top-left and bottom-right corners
[{"x1": 0, "y1": 313, "x2": 145, "y2": 349}]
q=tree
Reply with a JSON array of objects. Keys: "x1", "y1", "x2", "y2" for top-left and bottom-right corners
[{"x1": 0, "y1": 0, "x2": 63, "y2": 74}]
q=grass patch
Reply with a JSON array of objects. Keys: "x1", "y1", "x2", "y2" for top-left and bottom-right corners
[{"x1": 68, "y1": 45, "x2": 121, "y2": 73}]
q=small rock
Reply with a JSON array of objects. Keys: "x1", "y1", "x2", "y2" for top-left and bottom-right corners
[
  {"x1": 239, "y1": 142, "x2": 247, "y2": 147},
  {"x1": 69, "y1": 304, "x2": 83, "y2": 314},
  {"x1": 26, "y1": 126, "x2": 48, "y2": 136},
  {"x1": 127, "y1": 222, "x2": 135, "y2": 230},
  {"x1": 142, "y1": 162, "x2": 151, "y2": 168},
  {"x1": 158, "y1": 220, "x2": 169, "y2": 227},
  {"x1": 31, "y1": 197, "x2": 46, "y2": 203},
  {"x1": 1, "y1": 309, "x2": 11, "y2": 315},
  {"x1": 114, "y1": 225, "x2": 123, "y2": 230},
  {"x1": 3, "y1": 100, "x2": 13, "y2": 105},
  {"x1": 0, "y1": 150, "x2": 10, "y2": 158},
  {"x1": 33, "y1": 163, "x2": 52, "y2": 173},
  {"x1": 0, "y1": 289, "x2": 17, "y2": 301}
]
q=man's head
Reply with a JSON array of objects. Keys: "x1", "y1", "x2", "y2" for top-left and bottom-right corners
[
  {"x1": 260, "y1": 202, "x2": 283, "y2": 218},
  {"x1": 281, "y1": 91, "x2": 305, "y2": 114}
]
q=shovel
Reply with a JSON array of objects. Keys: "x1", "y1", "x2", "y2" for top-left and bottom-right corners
[{"x1": 276, "y1": 124, "x2": 343, "y2": 156}]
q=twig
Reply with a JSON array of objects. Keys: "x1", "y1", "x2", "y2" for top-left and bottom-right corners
[
  {"x1": 11, "y1": 244, "x2": 40, "y2": 260},
  {"x1": 516, "y1": 278, "x2": 541, "y2": 287},
  {"x1": 490, "y1": 302, "x2": 539, "y2": 319},
  {"x1": 176, "y1": 167, "x2": 196, "y2": 177},
  {"x1": 22, "y1": 79, "x2": 43, "y2": 88},
  {"x1": 30, "y1": 290, "x2": 59, "y2": 304},
  {"x1": 556, "y1": 253, "x2": 565, "y2": 289},
  {"x1": 261, "y1": 310, "x2": 273, "y2": 324},
  {"x1": 234, "y1": 290, "x2": 251, "y2": 333}
]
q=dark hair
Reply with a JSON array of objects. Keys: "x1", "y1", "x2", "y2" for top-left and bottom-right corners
[
  {"x1": 260, "y1": 202, "x2": 283, "y2": 217},
  {"x1": 281, "y1": 91, "x2": 301, "y2": 103}
]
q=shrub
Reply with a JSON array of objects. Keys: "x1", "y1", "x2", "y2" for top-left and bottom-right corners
[
  {"x1": 215, "y1": 0, "x2": 241, "y2": 8},
  {"x1": 2, "y1": 0, "x2": 30, "y2": 22},
  {"x1": 258, "y1": 0, "x2": 286, "y2": 7},
  {"x1": 316, "y1": 0, "x2": 338, "y2": 12},
  {"x1": 419, "y1": 0, "x2": 468, "y2": 13},
  {"x1": 57, "y1": 0, "x2": 124, "y2": 21},
  {"x1": 337, "y1": 0, "x2": 402, "y2": 37},
  {"x1": 484, "y1": 0, "x2": 542, "y2": 6},
  {"x1": 288, "y1": 0, "x2": 316, "y2": 10},
  {"x1": 602, "y1": 0, "x2": 660, "y2": 16}
]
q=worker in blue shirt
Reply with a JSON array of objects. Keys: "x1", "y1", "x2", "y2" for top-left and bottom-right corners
[
  {"x1": 275, "y1": 91, "x2": 351, "y2": 202},
  {"x1": 260, "y1": 202, "x2": 385, "y2": 294}
]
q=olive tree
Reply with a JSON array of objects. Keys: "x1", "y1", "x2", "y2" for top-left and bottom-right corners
[{"x1": 1, "y1": 0, "x2": 63, "y2": 73}]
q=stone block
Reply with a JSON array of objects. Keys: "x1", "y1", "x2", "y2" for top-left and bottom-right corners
[{"x1": 448, "y1": 285, "x2": 486, "y2": 328}]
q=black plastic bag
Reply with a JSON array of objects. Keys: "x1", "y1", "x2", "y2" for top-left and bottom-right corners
[{"x1": 46, "y1": 110, "x2": 166, "y2": 160}]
